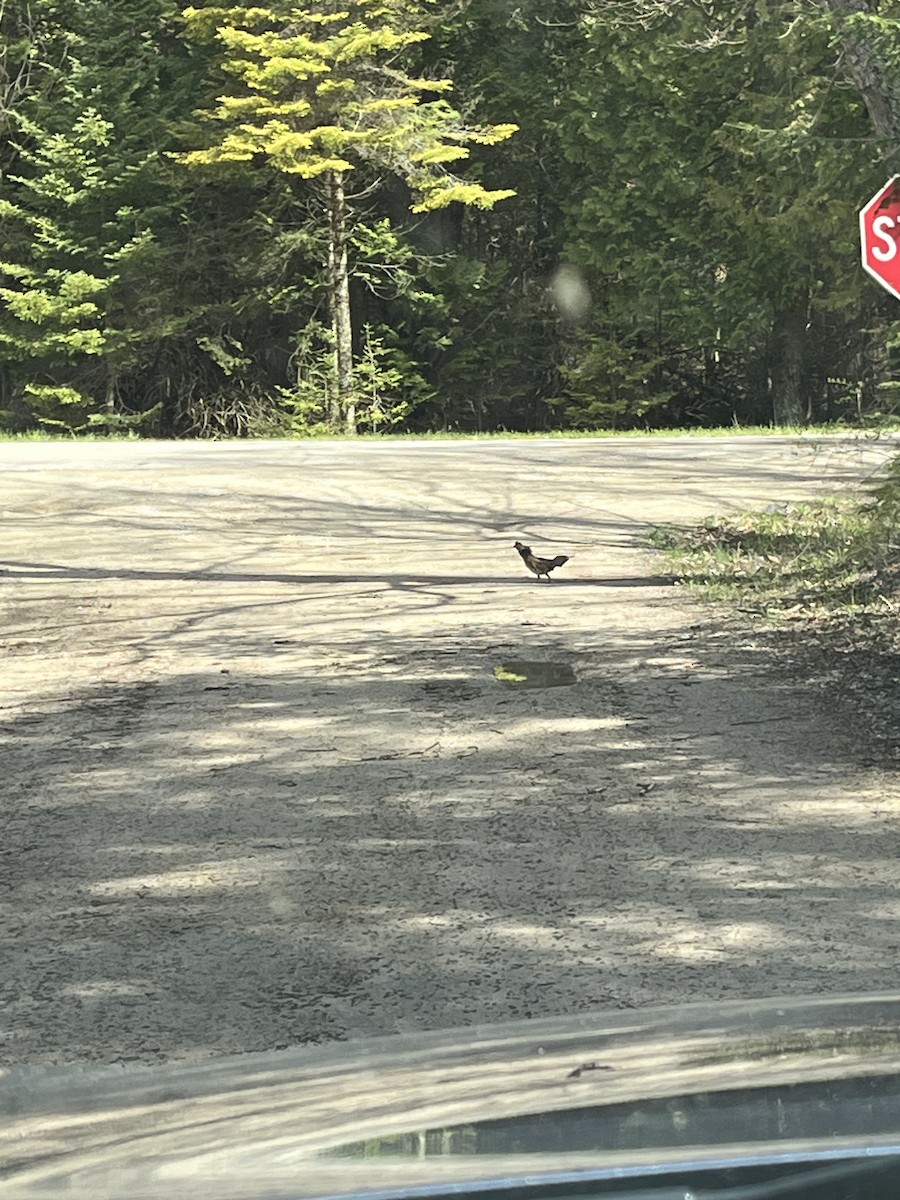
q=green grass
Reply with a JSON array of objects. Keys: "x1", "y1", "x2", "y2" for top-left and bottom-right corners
[
  {"x1": 3, "y1": 420, "x2": 899, "y2": 442},
  {"x1": 387, "y1": 420, "x2": 900, "y2": 440},
  {"x1": 318, "y1": 419, "x2": 900, "y2": 441},
  {"x1": 648, "y1": 490, "x2": 900, "y2": 642},
  {"x1": 0, "y1": 429, "x2": 142, "y2": 441},
  {"x1": 649, "y1": 475, "x2": 900, "y2": 756}
]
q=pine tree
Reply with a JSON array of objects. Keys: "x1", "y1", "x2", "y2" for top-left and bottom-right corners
[
  {"x1": 0, "y1": 0, "x2": 207, "y2": 431},
  {"x1": 178, "y1": 0, "x2": 516, "y2": 432}
]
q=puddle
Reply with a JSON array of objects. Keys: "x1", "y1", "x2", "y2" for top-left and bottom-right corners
[{"x1": 493, "y1": 661, "x2": 577, "y2": 689}]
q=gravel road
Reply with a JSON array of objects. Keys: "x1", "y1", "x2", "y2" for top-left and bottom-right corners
[{"x1": 1, "y1": 435, "x2": 896, "y2": 1066}]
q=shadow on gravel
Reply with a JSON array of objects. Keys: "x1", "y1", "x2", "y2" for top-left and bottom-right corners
[
  {"x1": 1, "y1": 623, "x2": 886, "y2": 1067},
  {"x1": 1, "y1": 442, "x2": 891, "y2": 1066},
  {"x1": 0, "y1": 560, "x2": 674, "y2": 589}
]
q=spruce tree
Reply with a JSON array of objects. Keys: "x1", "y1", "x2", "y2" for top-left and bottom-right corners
[{"x1": 178, "y1": 0, "x2": 516, "y2": 432}]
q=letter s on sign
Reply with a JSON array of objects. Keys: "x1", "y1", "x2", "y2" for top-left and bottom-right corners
[{"x1": 872, "y1": 215, "x2": 898, "y2": 262}]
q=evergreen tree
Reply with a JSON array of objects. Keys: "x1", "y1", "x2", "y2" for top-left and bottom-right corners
[
  {"x1": 0, "y1": 0, "x2": 201, "y2": 430},
  {"x1": 411, "y1": 0, "x2": 580, "y2": 432},
  {"x1": 178, "y1": 0, "x2": 516, "y2": 433},
  {"x1": 529, "y1": 0, "x2": 882, "y2": 426}
]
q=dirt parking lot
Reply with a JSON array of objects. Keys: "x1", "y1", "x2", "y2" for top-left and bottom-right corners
[{"x1": 1, "y1": 435, "x2": 897, "y2": 1066}]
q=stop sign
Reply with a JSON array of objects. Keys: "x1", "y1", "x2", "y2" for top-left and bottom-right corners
[{"x1": 860, "y1": 175, "x2": 900, "y2": 300}]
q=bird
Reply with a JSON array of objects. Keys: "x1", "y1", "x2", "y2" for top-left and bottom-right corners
[{"x1": 514, "y1": 540, "x2": 570, "y2": 582}]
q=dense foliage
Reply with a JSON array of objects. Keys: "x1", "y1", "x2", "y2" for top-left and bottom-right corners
[{"x1": 1, "y1": 0, "x2": 900, "y2": 435}]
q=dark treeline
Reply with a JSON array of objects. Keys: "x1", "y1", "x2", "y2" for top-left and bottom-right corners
[{"x1": 1, "y1": 0, "x2": 899, "y2": 437}]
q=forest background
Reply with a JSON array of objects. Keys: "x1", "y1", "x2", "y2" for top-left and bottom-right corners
[{"x1": 2, "y1": 0, "x2": 900, "y2": 439}]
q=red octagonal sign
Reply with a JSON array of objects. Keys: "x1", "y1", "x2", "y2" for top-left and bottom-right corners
[{"x1": 860, "y1": 176, "x2": 900, "y2": 300}]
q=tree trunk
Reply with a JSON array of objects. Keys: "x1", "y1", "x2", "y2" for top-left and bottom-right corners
[
  {"x1": 326, "y1": 169, "x2": 356, "y2": 434},
  {"x1": 769, "y1": 295, "x2": 809, "y2": 425},
  {"x1": 105, "y1": 365, "x2": 118, "y2": 422},
  {"x1": 820, "y1": 0, "x2": 900, "y2": 146}
]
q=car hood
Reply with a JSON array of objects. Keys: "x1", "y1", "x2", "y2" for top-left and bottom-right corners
[{"x1": 3, "y1": 993, "x2": 900, "y2": 1198}]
